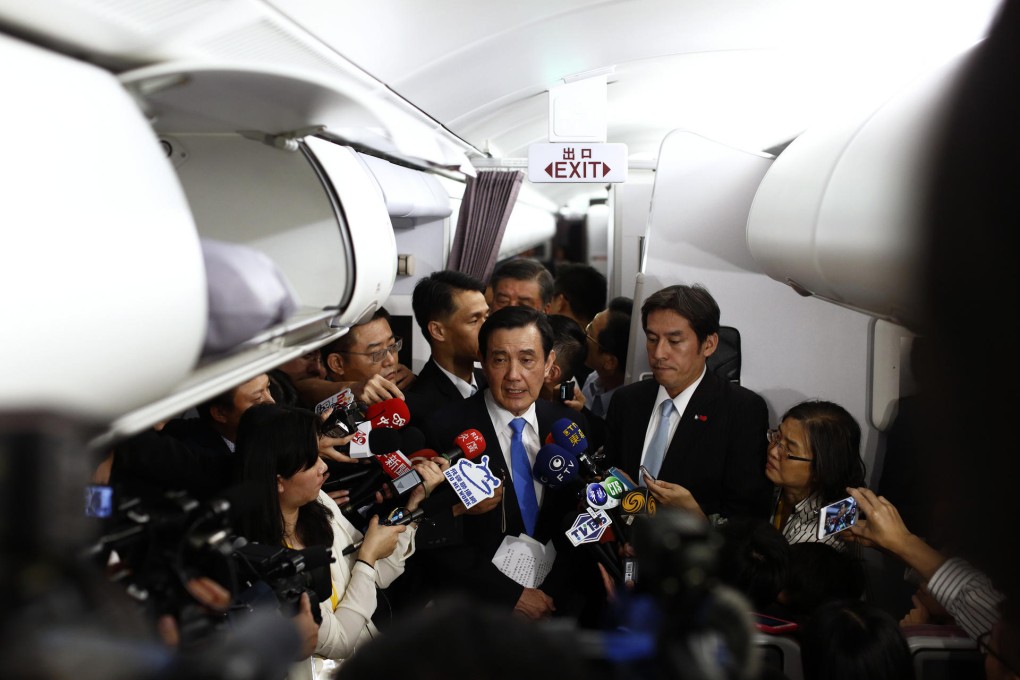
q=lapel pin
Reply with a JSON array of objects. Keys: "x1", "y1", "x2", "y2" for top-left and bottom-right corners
[{"x1": 695, "y1": 415, "x2": 707, "y2": 422}]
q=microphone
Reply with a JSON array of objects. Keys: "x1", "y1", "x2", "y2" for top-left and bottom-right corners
[
  {"x1": 532, "y1": 443, "x2": 580, "y2": 489},
  {"x1": 437, "y1": 429, "x2": 486, "y2": 464},
  {"x1": 549, "y1": 418, "x2": 605, "y2": 479},
  {"x1": 338, "y1": 429, "x2": 408, "y2": 512},
  {"x1": 341, "y1": 442, "x2": 426, "y2": 514},
  {"x1": 341, "y1": 506, "x2": 426, "y2": 555},
  {"x1": 348, "y1": 398, "x2": 412, "y2": 458},
  {"x1": 368, "y1": 427, "x2": 403, "y2": 455},
  {"x1": 364, "y1": 398, "x2": 410, "y2": 429},
  {"x1": 400, "y1": 426, "x2": 427, "y2": 456}
]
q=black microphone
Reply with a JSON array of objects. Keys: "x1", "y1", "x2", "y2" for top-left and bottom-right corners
[
  {"x1": 341, "y1": 506, "x2": 425, "y2": 555},
  {"x1": 400, "y1": 426, "x2": 427, "y2": 456},
  {"x1": 337, "y1": 429, "x2": 406, "y2": 510}
]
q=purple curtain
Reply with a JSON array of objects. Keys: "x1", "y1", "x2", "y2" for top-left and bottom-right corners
[{"x1": 447, "y1": 170, "x2": 523, "y2": 282}]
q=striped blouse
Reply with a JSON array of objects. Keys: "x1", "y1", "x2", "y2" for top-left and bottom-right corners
[{"x1": 770, "y1": 491, "x2": 849, "y2": 552}]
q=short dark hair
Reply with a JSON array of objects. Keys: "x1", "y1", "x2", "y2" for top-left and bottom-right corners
[
  {"x1": 782, "y1": 400, "x2": 866, "y2": 504},
  {"x1": 800, "y1": 599, "x2": 915, "y2": 680},
  {"x1": 478, "y1": 305, "x2": 554, "y2": 359},
  {"x1": 196, "y1": 385, "x2": 238, "y2": 422},
  {"x1": 490, "y1": 258, "x2": 555, "y2": 306},
  {"x1": 547, "y1": 314, "x2": 587, "y2": 382},
  {"x1": 411, "y1": 270, "x2": 486, "y2": 346},
  {"x1": 597, "y1": 310, "x2": 632, "y2": 371},
  {"x1": 320, "y1": 307, "x2": 392, "y2": 362},
  {"x1": 783, "y1": 542, "x2": 866, "y2": 618},
  {"x1": 640, "y1": 284, "x2": 720, "y2": 345},
  {"x1": 335, "y1": 596, "x2": 587, "y2": 680},
  {"x1": 553, "y1": 262, "x2": 607, "y2": 322},
  {"x1": 608, "y1": 295, "x2": 634, "y2": 316},
  {"x1": 717, "y1": 517, "x2": 790, "y2": 610}
]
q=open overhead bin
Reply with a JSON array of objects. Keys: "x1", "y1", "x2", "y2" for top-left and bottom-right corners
[
  {"x1": 88, "y1": 60, "x2": 431, "y2": 446},
  {"x1": 0, "y1": 22, "x2": 469, "y2": 446}
]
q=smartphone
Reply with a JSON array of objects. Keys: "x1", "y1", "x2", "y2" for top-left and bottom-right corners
[
  {"x1": 85, "y1": 484, "x2": 113, "y2": 518},
  {"x1": 752, "y1": 612, "x2": 798, "y2": 634},
  {"x1": 817, "y1": 494, "x2": 859, "y2": 540},
  {"x1": 639, "y1": 465, "x2": 655, "y2": 484},
  {"x1": 557, "y1": 380, "x2": 575, "y2": 402}
]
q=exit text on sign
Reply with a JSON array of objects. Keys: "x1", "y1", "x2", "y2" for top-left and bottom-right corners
[{"x1": 527, "y1": 143, "x2": 628, "y2": 183}]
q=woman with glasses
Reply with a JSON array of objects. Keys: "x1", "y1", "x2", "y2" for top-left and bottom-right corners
[{"x1": 765, "y1": 399, "x2": 866, "y2": 550}]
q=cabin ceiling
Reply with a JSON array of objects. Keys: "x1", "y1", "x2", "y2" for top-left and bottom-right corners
[{"x1": 272, "y1": 0, "x2": 1002, "y2": 211}]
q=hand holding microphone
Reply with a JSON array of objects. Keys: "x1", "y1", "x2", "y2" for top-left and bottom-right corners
[
  {"x1": 404, "y1": 458, "x2": 446, "y2": 512},
  {"x1": 351, "y1": 514, "x2": 407, "y2": 566},
  {"x1": 341, "y1": 505, "x2": 423, "y2": 556}
]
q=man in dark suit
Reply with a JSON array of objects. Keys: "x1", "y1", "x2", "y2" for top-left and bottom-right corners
[
  {"x1": 407, "y1": 270, "x2": 490, "y2": 425},
  {"x1": 603, "y1": 284, "x2": 773, "y2": 519},
  {"x1": 424, "y1": 306, "x2": 596, "y2": 620}
]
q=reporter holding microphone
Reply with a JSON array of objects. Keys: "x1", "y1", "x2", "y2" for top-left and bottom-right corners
[{"x1": 234, "y1": 404, "x2": 445, "y2": 680}]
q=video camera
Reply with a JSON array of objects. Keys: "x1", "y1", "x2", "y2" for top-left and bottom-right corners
[
  {"x1": 570, "y1": 509, "x2": 758, "y2": 680},
  {"x1": 83, "y1": 486, "x2": 244, "y2": 647},
  {"x1": 232, "y1": 541, "x2": 334, "y2": 625}
]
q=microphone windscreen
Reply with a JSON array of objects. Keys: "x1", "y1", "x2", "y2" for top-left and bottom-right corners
[
  {"x1": 400, "y1": 426, "x2": 427, "y2": 455},
  {"x1": 366, "y1": 398, "x2": 410, "y2": 429},
  {"x1": 408, "y1": 448, "x2": 438, "y2": 461},
  {"x1": 550, "y1": 417, "x2": 589, "y2": 454},
  {"x1": 453, "y1": 429, "x2": 486, "y2": 460},
  {"x1": 533, "y1": 443, "x2": 580, "y2": 489},
  {"x1": 368, "y1": 427, "x2": 403, "y2": 455}
]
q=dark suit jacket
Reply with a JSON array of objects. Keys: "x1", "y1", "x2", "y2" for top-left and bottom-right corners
[
  {"x1": 603, "y1": 371, "x2": 773, "y2": 519},
  {"x1": 405, "y1": 357, "x2": 487, "y2": 428},
  {"x1": 422, "y1": 392, "x2": 595, "y2": 611}
]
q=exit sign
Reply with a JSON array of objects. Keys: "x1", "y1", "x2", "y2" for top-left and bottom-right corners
[{"x1": 528, "y1": 143, "x2": 628, "y2": 183}]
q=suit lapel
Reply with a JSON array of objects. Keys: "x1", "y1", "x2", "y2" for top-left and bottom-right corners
[
  {"x1": 469, "y1": 392, "x2": 524, "y2": 534},
  {"x1": 661, "y1": 371, "x2": 722, "y2": 477},
  {"x1": 624, "y1": 380, "x2": 659, "y2": 473}
]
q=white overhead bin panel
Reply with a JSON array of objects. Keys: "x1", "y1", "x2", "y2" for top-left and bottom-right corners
[
  {"x1": 746, "y1": 46, "x2": 977, "y2": 329},
  {"x1": 358, "y1": 154, "x2": 453, "y2": 222},
  {"x1": 0, "y1": 34, "x2": 206, "y2": 422},
  {"x1": 0, "y1": 0, "x2": 476, "y2": 173},
  {"x1": 96, "y1": 61, "x2": 401, "y2": 445}
]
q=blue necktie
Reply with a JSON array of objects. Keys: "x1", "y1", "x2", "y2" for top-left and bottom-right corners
[
  {"x1": 643, "y1": 399, "x2": 676, "y2": 480},
  {"x1": 509, "y1": 417, "x2": 539, "y2": 536}
]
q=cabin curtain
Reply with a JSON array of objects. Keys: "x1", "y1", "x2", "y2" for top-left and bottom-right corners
[{"x1": 447, "y1": 170, "x2": 523, "y2": 282}]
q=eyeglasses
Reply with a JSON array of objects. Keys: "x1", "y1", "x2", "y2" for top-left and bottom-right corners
[
  {"x1": 766, "y1": 428, "x2": 813, "y2": 462},
  {"x1": 585, "y1": 322, "x2": 607, "y2": 351},
  {"x1": 342, "y1": 337, "x2": 402, "y2": 364}
]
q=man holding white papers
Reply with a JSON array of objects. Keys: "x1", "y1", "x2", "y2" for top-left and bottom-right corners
[{"x1": 424, "y1": 306, "x2": 599, "y2": 620}]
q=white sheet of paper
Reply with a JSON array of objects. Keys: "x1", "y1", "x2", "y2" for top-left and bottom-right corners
[{"x1": 491, "y1": 534, "x2": 556, "y2": 588}]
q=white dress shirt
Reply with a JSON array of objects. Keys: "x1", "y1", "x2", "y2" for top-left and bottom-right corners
[
  {"x1": 483, "y1": 390, "x2": 545, "y2": 506},
  {"x1": 638, "y1": 366, "x2": 706, "y2": 471}
]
